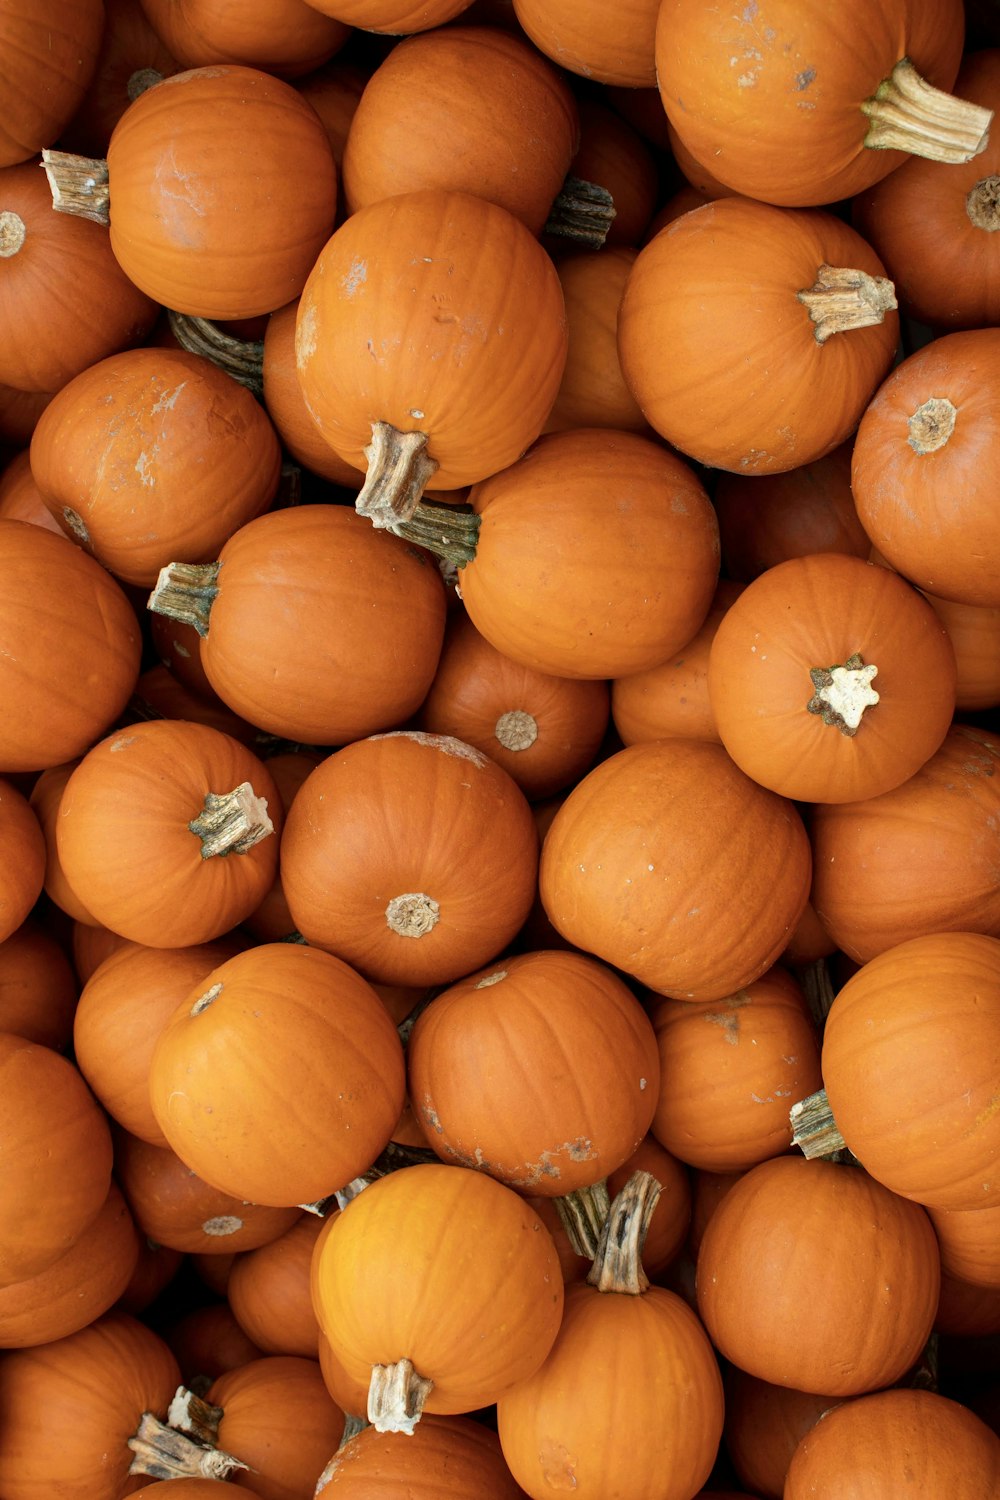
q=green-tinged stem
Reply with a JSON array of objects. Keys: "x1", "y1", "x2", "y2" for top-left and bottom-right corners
[
  {"x1": 553, "y1": 1179, "x2": 611, "y2": 1260},
  {"x1": 189, "y1": 783, "x2": 274, "y2": 857},
  {"x1": 587, "y1": 1170, "x2": 661, "y2": 1295},
  {"x1": 789, "y1": 1087, "x2": 848, "y2": 1159},
  {"x1": 167, "y1": 310, "x2": 264, "y2": 396},
  {"x1": 862, "y1": 57, "x2": 992, "y2": 162},
  {"x1": 148, "y1": 560, "x2": 220, "y2": 637}
]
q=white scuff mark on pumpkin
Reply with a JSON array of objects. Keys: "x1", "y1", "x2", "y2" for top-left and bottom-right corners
[
  {"x1": 639, "y1": 1077, "x2": 648, "y2": 1090},
  {"x1": 151, "y1": 381, "x2": 187, "y2": 413},
  {"x1": 109, "y1": 734, "x2": 136, "y2": 751},
  {"x1": 202, "y1": 1216, "x2": 243, "y2": 1236},
  {"x1": 342, "y1": 258, "x2": 367, "y2": 296},
  {"x1": 369, "y1": 729, "x2": 490, "y2": 768},
  {"x1": 296, "y1": 304, "x2": 317, "y2": 364},
  {"x1": 134, "y1": 451, "x2": 155, "y2": 486},
  {"x1": 475, "y1": 969, "x2": 507, "y2": 989}
]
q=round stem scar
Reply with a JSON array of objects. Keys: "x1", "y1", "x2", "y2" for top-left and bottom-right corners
[
  {"x1": 0, "y1": 211, "x2": 25, "y2": 257},
  {"x1": 861, "y1": 57, "x2": 993, "y2": 163},
  {"x1": 189, "y1": 784, "x2": 274, "y2": 857},
  {"x1": 806, "y1": 653, "x2": 879, "y2": 736},
  {"x1": 908, "y1": 396, "x2": 957, "y2": 454},
  {"x1": 967, "y1": 174, "x2": 1000, "y2": 230},
  {"x1": 367, "y1": 1357, "x2": 434, "y2": 1435},
  {"x1": 495, "y1": 709, "x2": 538, "y2": 751},
  {"x1": 385, "y1": 892, "x2": 440, "y2": 938},
  {"x1": 797, "y1": 265, "x2": 897, "y2": 343}
]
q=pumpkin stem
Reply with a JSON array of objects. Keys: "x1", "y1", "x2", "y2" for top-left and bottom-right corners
[
  {"x1": 966, "y1": 174, "x2": 1000, "y2": 231},
  {"x1": 367, "y1": 1356, "x2": 434, "y2": 1435},
  {"x1": 861, "y1": 58, "x2": 992, "y2": 163},
  {"x1": 795, "y1": 957, "x2": 837, "y2": 1033},
  {"x1": 167, "y1": 310, "x2": 265, "y2": 395},
  {"x1": 41, "y1": 148, "x2": 111, "y2": 225},
  {"x1": 544, "y1": 174, "x2": 617, "y2": 249},
  {"x1": 148, "y1": 560, "x2": 221, "y2": 637},
  {"x1": 908, "y1": 397, "x2": 957, "y2": 455},
  {"x1": 553, "y1": 1178, "x2": 611, "y2": 1260},
  {"x1": 789, "y1": 1086, "x2": 848, "y2": 1159},
  {"x1": 495, "y1": 709, "x2": 538, "y2": 752},
  {"x1": 167, "y1": 1386, "x2": 223, "y2": 1444},
  {"x1": 355, "y1": 421, "x2": 481, "y2": 566},
  {"x1": 806, "y1": 653, "x2": 879, "y2": 736},
  {"x1": 797, "y1": 265, "x2": 897, "y2": 344},
  {"x1": 189, "y1": 783, "x2": 274, "y2": 857},
  {"x1": 127, "y1": 1409, "x2": 248, "y2": 1481},
  {"x1": 587, "y1": 1169, "x2": 660, "y2": 1296},
  {"x1": 0, "y1": 211, "x2": 25, "y2": 258},
  {"x1": 127, "y1": 66, "x2": 164, "y2": 101}
]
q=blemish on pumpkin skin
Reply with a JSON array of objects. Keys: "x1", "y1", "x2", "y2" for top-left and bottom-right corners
[
  {"x1": 538, "y1": 1438, "x2": 579, "y2": 1490},
  {"x1": 108, "y1": 735, "x2": 136, "y2": 752}
]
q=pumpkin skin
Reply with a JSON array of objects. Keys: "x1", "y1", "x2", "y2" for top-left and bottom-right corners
[
  {"x1": 55, "y1": 720, "x2": 282, "y2": 948},
  {"x1": 292, "y1": 0, "x2": 473, "y2": 31},
  {"x1": 0, "y1": 160, "x2": 158, "y2": 395},
  {"x1": 131, "y1": 1487, "x2": 266, "y2": 1500},
  {"x1": 617, "y1": 198, "x2": 899, "y2": 475},
  {"x1": 923, "y1": 589, "x2": 1000, "y2": 712},
  {"x1": 707, "y1": 553, "x2": 957, "y2": 804},
  {"x1": 281, "y1": 731, "x2": 539, "y2": 988},
  {"x1": 407, "y1": 949, "x2": 660, "y2": 1195},
  {"x1": 226, "y1": 1213, "x2": 326, "y2": 1357},
  {"x1": 723, "y1": 1368, "x2": 841, "y2": 1500},
  {"x1": 341, "y1": 26, "x2": 578, "y2": 235},
  {"x1": 153, "y1": 505, "x2": 447, "y2": 746},
  {"x1": 315, "y1": 1413, "x2": 528, "y2": 1497},
  {"x1": 656, "y1": 0, "x2": 968, "y2": 207},
  {"x1": 544, "y1": 248, "x2": 649, "y2": 435},
  {"x1": 29, "y1": 760, "x2": 100, "y2": 924},
  {"x1": 58, "y1": 0, "x2": 182, "y2": 157},
  {"x1": 784, "y1": 1388, "x2": 1000, "y2": 1499},
  {"x1": 206, "y1": 1356, "x2": 346, "y2": 1500},
  {"x1": 459, "y1": 427, "x2": 721, "y2": 681},
  {"x1": 0, "y1": 449, "x2": 62, "y2": 532},
  {"x1": 851, "y1": 328, "x2": 1000, "y2": 607},
  {"x1": 261, "y1": 299, "x2": 364, "y2": 487},
  {"x1": 138, "y1": 0, "x2": 349, "y2": 79},
  {"x1": 539, "y1": 738, "x2": 812, "y2": 1003},
  {"x1": 928, "y1": 1203, "x2": 1000, "y2": 1288},
  {"x1": 0, "y1": 0, "x2": 105, "y2": 166},
  {"x1": 649, "y1": 966, "x2": 823, "y2": 1172},
  {"x1": 0, "y1": 777, "x2": 44, "y2": 943},
  {"x1": 294, "y1": 188, "x2": 567, "y2": 490},
  {"x1": 0, "y1": 520, "x2": 141, "y2": 773},
  {"x1": 695, "y1": 1156, "x2": 941, "y2": 1396},
  {"x1": 30, "y1": 347, "x2": 281, "y2": 586},
  {"x1": 149, "y1": 942, "x2": 406, "y2": 1207},
  {"x1": 0, "y1": 1032, "x2": 113, "y2": 1286},
  {"x1": 0, "y1": 1182, "x2": 139, "y2": 1348},
  {"x1": 0, "y1": 1311, "x2": 181, "y2": 1500},
  {"x1": 166, "y1": 1303, "x2": 265, "y2": 1387},
  {"x1": 820, "y1": 931, "x2": 1000, "y2": 1212},
  {"x1": 312, "y1": 1162, "x2": 565, "y2": 1420},
  {"x1": 106, "y1": 64, "x2": 338, "y2": 318},
  {"x1": 512, "y1": 0, "x2": 659, "y2": 87},
  {"x1": 810, "y1": 724, "x2": 1000, "y2": 962},
  {"x1": 0, "y1": 918, "x2": 78, "y2": 1050}
]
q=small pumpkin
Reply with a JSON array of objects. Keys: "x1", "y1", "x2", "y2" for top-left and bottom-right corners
[
  {"x1": 314, "y1": 1413, "x2": 528, "y2": 1498},
  {"x1": 226, "y1": 1213, "x2": 327, "y2": 1357},
  {"x1": 205, "y1": 1356, "x2": 347, "y2": 1500},
  {"x1": 0, "y1": 777, "x2": 45, "y2": 943},
  {"x1": 0, "y1": 0, "x2": 105, "y2": 166},
  {"x1": 0, "y1": 918, "x2": 78, "y2": 1050},
  {"x1": 512, "y1": 0, "x2": 659, "y2": 87},
  {"x1": 137, "y1": 0, "x2": 350, "y2": 78}
]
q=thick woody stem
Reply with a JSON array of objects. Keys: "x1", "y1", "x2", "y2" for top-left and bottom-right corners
[
  {"x1": 147, "y1": 560, "x2": 221, "y2": 637},
  {"x1": 41, "y1": 149, "x2": 110, "y2": 224},
  {"x1": 189, "y1": 783, "x2": 274, "y2": 857},
  {"x1": 167, "y1": 1387, "x2": 223, "y2": 1444},
  {"x1": 544, "y1": 174, "x2": 617, "y2": 248},
  {"x1": 862, "y1": 58, "x2": 992, "y2": 162},
  {"x1": 553, "y1": 1178, "x2": 611, "y2": 1261},
  {"x1": 127, "y1": 1410, "x2": 248, "y2": 1481},
  {"x1": 789, "y1": 1087, "x2": 848, "y2": 1159},
  {"x1": 587, "y1": 1170, "x2": 661, "y2": 1295},
  {"x1": 167, "y1": 310, "x2": 265, "y2": 395},
  {"x1": 354, "y1": 421, "x2": 480, "y2": 565},
  {"x1": 797, "y1": 265, "x2": 897, "y2": 344},
  {"x1": 367, "y1": 1357, "x2": 434, "y2": 1435}
]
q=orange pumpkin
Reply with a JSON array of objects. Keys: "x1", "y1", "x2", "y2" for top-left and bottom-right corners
[
  {"x1": 0, "y1": 777, "x2": 44, "y2": 943},
  {"x1": 206, "y1": 1356, "x2": 346, "y2": 1500},
  {"x1": 281, "y1": 731, "x2": 539, "y2": 988},
  {"x1": 0, "y1": 0, "x2": 104, "y2": 166},
  {"x1": 149, "y1": 943, "x2": 406, "y2": 1206},
  {"x1": 565, "y1": 96, "x2": 659, "y2": 247},
  {"x1": 292, "y1": 0, "x2": 473, "y2": 30},
  {"x1": 617, "y1": 198, "x2": 899, "y2": 474},
  {"x1": 0, "y1": 918, "x2": 78, "y2": 1050},
  {"x1": 723, "y1": 1368, "x2": 841, "y2": 1500},
  {"x1": 314, "y1": 1413, "x2": 528, "y2": 1497},
  {"x1": 138, "y1": 0, "x2": 349, "y2": 78},
  {"x1": 55, "y1": 720, "x2": 281, "y2": 948},
  {"x1": 261, "y1": 299, "x2": 364, "y2": 487},
  {"x1": 707, "y1": 553, "x2": 957, "y2": 803},
  {"x1": 512, "y1": 0, "x2": 659, "y2": 87},
  {"x1": 58, "y1": 0, "x2": 182, "y2": 157},
  {"x1": 544, "y1": 248, "x2": 649, "y2": 435},
  {"x1": 929, "y1": 1203, "x2": 1000, "y2": 1288},
  {"x1": 226, "y1": 1213, "x2": 326, "y2": 1357},
  {"x1": 539, "y1": 738, "x2": 812, "y2": 1002}
]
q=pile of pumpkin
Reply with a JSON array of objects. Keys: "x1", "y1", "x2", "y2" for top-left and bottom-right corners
[{"x1": 2, "y1": 0, "x2": 1000, "y2": 1495}]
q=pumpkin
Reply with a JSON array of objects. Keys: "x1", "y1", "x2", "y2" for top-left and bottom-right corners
[
  {"x1": 648, "y1": 966, "x2": 823, "y2": 1173},
  {"x1": 0, "y1": 448, "x2": 62, "y2": 531},
  {"x1": 147, "y1": 505, "x2": 447, "y2": 747},
  {"x1": 810, "y1": 724, "x2": 1000, "y2": 962},
  {"x1": 58, "y1": 0, "x2": 182, "y2": 157},
  {"x1": 28, "y1": 759, "x2": 98, "y2": 924},
  {"x1": 137, "y1": 0, "x2": 350, "y2": 78},
  {"x1": 0, "y1": 1311, "x2": 181, "y2": 1500},
  {"x1": 0, "y1": 1182, "x2": 139, "y2": 1348},
  {"x1": 851, "y1": 327, "x2": 1000, "y2": 607},
  {"x1": 617, "y1": 197, "x2": 899, "y2": 474},
  {"x1": 226, "y1": 1213, "x2": 327, "y2": 1357},
  {"x1": 72, "y1": 920, "x2": 130, "y2": 984},
  {"x1": 0, "y1": 381, "x2": 52, "y2": 444},
  {"x1": 281, "y1": 731, "x2": 539, "y2": 988},
  {"x1": 416, "y1": 607, "x2": 610, "y2": 799},
  {"x1": 783, "y1": 1388, "x2": 1000, "y2": 1498},
  {"x1": 292, "y1": 0, "x2": 474, "y2": 30},
  {"x1": 0, "y1": 777, "x2": 44, "y2": 943},
  {"x1": 149, "y1": 942, "x2": 406, "y2": 1207},
  {"x1": 261, "y1": 299, "x2": 364, "y2": 487},
  {"x1": 695, "y1": 1155, "x2": 941, "y2": 1395},
  {"x1": 706, "y1": 553, "x2": 957, "y2": 804},
  {"x1": 934, "y1": 1271, "x2": 1000, "y2": 1339},
  {"x1": 928, "y1": 1203, "x2": 1000, "y2": 1288},
  {"x1": 294, "y1": 56, "x2": 368, "y2": 174},
  {"x1": 458, "y1": 427, "x2": 721, "y2": 681},
  {"x1": 165, "y1": 1303, "x2": 265, "y2": 1387},
  {"x1": 242, "y1": 747, "x2": 324, "y2": 944},
  {"x1": 538, "y1": 738, "x2": 812, "y2": 1003},
  {"x1": 341, "y1": 26, "x2": 579, "y2": 236},
  {"x1": 55, "y1": 720, "x2": 282, "y2": 948},
  {"x1": 130, "y1": 664, "x2": 259, "y2": 747},
  {"x1": 29, "y1": 347, "x2": 281, "y2": 586},
  {"x1": 816, "y1": 931, "x2": 1000, "y2": 1212},
  {"x1": 205, "y1": 1357, "x2": 346, "y2": 1500},
  {"x1": 565, "y1": 97, "x2": 659, "y2": 247},
  {"x1": 0, "y1": 159, "x2": 158, "y2": 395},
  {"x1": 50, "y1": 64, "x2": 339, "y2": 319},
  {"x1": 655, "y1": 0, "x2": 985, "y2": 206},
  {"x1": 922, "y1": 589, "x2": 1000, "y2": 712},
  {"x1": 314, "y1": 1413, "x2": 528, "y2": 1497},
  {"x1": 0, "y1": 520, "x2": 141, "y2": 773},
  {"x1": 0, "y1": 1031, "x2": 113, "y2": 1286},
  {"x1": 312, "y1": 1162, "x2": 564, "y2": 1429},
  {"x1": 0, "y1": 0, "x2": 105, "y2": 166},
  {"x1": 117, "y1": 1238, "x2": 184, "y2": 1317},
  {"x1": 407, "y1": 948, "x2": 660, "y2": 1195},
  {"x1": 606, "y1": 1135, "x2": 692, "y2": 1278},
  {"x1": 496, "y1": 1173, "x2": 725, "y2": 1500},
  {"x1": 131, "y1": 1486, "x2": 266, "y2": 1500},
  {"x1": 512, "y1": 0, "x2": 659, "y2": 87},
  {"x1": 723, "y1": 1367, "x2": 841, "y2": 1500},
  {"x1": 852, "y1": 48, "x2": 1000, "y2": 329},
  {"x1": 0, "y1": 918, "x2": 78, "y2": 1050},
  {"x1": 293, "y1": 188, "x2": 567, "y2": 537},
  {"x1": 544, "y1": 248, "x2": 649, "y2": 435}
]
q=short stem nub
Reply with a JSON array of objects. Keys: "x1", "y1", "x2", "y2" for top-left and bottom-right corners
[
  {"x1": 147, "y1": 560, "x2": 221, "y2": 637},
  {"x1": 41, "y1": 149, "x2": 111, "y2": 224},
  {"x1": 908, "y1": 397, "x2": 956, "y2": 454},
  {"x1": 789, "y1": 1086, "x2": 848, "y2": 1159},
  {"x1": 797, "y1": 265, "x2": 897, "y2": 343},
  {"x1": 0, "y1": 211, "x2": 25, "y2": 257},
  {"x1": 544, "y1": 174, "x2": 617, "y2": 249},
  {"x1": 367, "y1": 1357, "x2": 434, "y2": 1435},
  {"x1": 495, "y1": 709, "x2": 537, "y2": 751},
  {"x1": 806, "y1": 653, "x2": 879, "y2": 736},
  {"x1": 189, "y1": 784, "x2": 274, "y2": 857},
  {"x1": 587, "y1": 1170, "x2": 661, "y2": 1295},
  {"x1": 862, "y1": 57, "x2": 993, "y2": 163},
  {"x1": 967, "y1": 174, "x2": 1000, "y2": 230}
]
